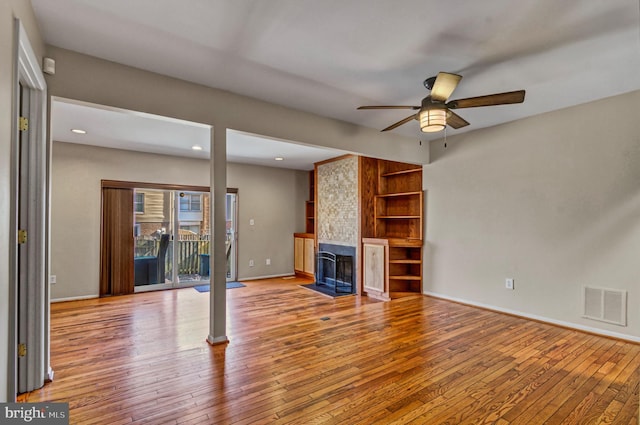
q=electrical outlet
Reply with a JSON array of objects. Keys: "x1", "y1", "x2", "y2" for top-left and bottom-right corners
[
  {"x1": 50, "y1": 275, "x2": 56, "y2": 284},
  {"x1": 505, "y1": 278, "x2": 514, "y2": 290},
  {"x1": 249, "y1": 259, "x2": 254, "y2": 267},
  {"x1": 266, "y1": 258, "x2": 271, "y2": 265}
]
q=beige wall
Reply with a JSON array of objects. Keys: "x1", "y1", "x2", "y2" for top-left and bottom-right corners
[
  {"x1": 50, "y1": 142, "x2": 307, "y2": 300},
  {"x1": 0, "y1": 0, "x2": 45, "y2": 402},
  {"x1": 424, "y1": 90, "x2": 640, "y2": 340},
  {"x1": 227, "y1": 162, "x2": 308, "y2": 279},
  {"x1": 45, "y1": 46, "x2": 426, "y2": 165}
]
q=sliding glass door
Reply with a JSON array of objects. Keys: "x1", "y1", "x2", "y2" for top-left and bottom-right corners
[
  {"x1": 133, "y1": 188, "x2": 176, "y2": 291},
  {"x1": 133, "y1": 188, "x2": 211, "y2": 291},
  {"x1": 175, "y1": 190, "x2": 210, "y2": 285}
]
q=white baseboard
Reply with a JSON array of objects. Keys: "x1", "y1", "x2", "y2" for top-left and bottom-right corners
[
  {"x1": 51, "y1": 275, "x2": 294, "y2": 301},
  {"x1": 424, "y1": 291, "x2": 640, "y2": 344},
  {"x1": 51, "y1": 294, "x2": 99, "y2": 303},
  {"x1": 238, "y1": 273, "x2": 295, "y2": 281}
]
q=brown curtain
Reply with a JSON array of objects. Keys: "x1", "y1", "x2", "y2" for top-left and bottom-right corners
[{"x1": 100, "y1": 187, "x2": 134, "y2": 296}]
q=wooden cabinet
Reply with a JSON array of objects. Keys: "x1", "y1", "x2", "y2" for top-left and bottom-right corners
[
  {"x1": 363, "y1": 238, "x2": 422, "y2": 300},
  {"x1": 303, "y1": 237, "x2": 314, "y2": 275},
  {"x1": 294, "y1": 237, "x2": 304, "y2": 271},
  {"x1": 363, "y1": 159, "x2": 423, "y2": 300},
  {"x1": 363, "y1": 238, "x2": 389, "y2": 300},
  {"x1": 294, "y1": 233, "x2": 315, "y2": 278}
]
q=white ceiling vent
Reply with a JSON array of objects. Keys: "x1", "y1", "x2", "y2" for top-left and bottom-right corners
[{"x1": 583, "y1": 286, "x2": 627, "y2": 326}]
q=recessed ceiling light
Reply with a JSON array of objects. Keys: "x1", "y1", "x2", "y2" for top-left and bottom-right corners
[
  {"x1": 192, "y1": 145, "x2": 203, "y2": 151},
  {"x1": 275, "y1": 157, "x2": 284, "y2": 161},
  {"x1": 71, "y1": 129, "x2": 86, "y2": 134}
]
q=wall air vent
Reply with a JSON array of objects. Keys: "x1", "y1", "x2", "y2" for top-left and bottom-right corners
[{"x1": 583, "y1": 286, "x2": 627, "y2": 326}]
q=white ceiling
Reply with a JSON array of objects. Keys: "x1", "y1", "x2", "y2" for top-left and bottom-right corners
[
  {"x1": 50, "y1": 98, "x2": 345, "y2": 170},
  {"x1": 35, "y1": 0, "x2": 640, "y2": 167}
]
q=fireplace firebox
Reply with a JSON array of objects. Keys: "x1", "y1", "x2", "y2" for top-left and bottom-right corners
[{"x1": 315, "y1": 251, "x2": 354, "y2": 294}]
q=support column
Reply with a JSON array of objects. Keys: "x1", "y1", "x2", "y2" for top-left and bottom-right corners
[{"x1": 207, "y1": 125, "x2": 228, "y2": 345}]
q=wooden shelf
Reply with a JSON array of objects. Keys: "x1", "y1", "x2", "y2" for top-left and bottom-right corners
[
  {"x1": 377, "y1": 215, "x2": 420, "y2": 219},
  {"x1": 390, "y1": 259, "x2": 421, "y2": 264},
  {"x1": 390, "y1": 291, "x2": 422, "y2": 298},
  {"x1": 389, "y1": 275, "x2": 421, "y2": 280},
  {"x1": 381, "y1": 168, "x2": 422, "y2": 177},
  {"x1": 376, "y1": 191, "x2": 421, "y2": 198},
  {"x1": 387, "y1": 238, "x2": 423, "y2": 246}
]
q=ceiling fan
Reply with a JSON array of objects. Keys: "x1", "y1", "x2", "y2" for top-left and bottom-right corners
[{"x1": 358, "y1": 72, "x2": 525, "y2": 133}]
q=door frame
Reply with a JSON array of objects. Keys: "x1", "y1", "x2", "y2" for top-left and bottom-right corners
[
  {"x1": 10, "y1": 19, "x2": 50, "y2": 397},
  {"x1": 101, "y1": 180, "x2": 238, "y2": 291},
  {"x1": 102, "y1": 181, "x2": 209, "y2": 293}
]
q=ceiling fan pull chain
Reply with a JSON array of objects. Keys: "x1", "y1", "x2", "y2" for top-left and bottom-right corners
[{"x1": 444, "y1": 126, "x2": 448, "y2": 148}]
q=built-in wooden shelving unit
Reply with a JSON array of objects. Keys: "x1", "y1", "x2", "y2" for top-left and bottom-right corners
[
  {"x1": 363, "y1": 159, "x2": 423, "y2": 300},
  {"x1": 295, "y1": 170, "x2": 316, "y2": 278},
  {"x1": 305, "y1": 171, "x2": 315, "y2": 234}
]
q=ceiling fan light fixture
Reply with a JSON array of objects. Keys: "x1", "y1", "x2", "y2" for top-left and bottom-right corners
[{"x1": 419, "y1": 109, "x2": 446, "y2": 132}]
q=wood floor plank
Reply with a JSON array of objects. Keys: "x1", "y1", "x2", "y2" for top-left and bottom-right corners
[{"x1": 22, "y1": 276, "x2": 640, "y2": 424}]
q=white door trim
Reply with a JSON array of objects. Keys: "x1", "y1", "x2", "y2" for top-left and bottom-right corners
[{"x1": 10, "y1": 19, "x2": 50, "y2": 397}]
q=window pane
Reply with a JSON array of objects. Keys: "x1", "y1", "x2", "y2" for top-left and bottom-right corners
[
  {"x1": 190, "y1": 195, "x2": 201, "y2": 211},
  {"x1": 179, "y1": 196, "x2": 189, "y2": 211},
  {"x1": 134, "y1": 192, "x2": 145, "y2": 213}
]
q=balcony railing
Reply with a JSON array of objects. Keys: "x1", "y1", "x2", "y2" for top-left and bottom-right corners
[{"x1": 135, "y1": 235, "x2": 210, "y2": 277}]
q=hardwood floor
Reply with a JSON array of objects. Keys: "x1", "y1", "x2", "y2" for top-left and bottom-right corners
[{"x1": 24, "y1": 277, "x2": 639, "y2": 424}]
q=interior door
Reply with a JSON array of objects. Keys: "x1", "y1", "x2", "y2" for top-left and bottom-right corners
[
  {"x1": 16, "y1": 82, "x2": 28, "y2": 392},
  {"x1": 12, "y1": 23, "x2": 50, "y2": 395}
]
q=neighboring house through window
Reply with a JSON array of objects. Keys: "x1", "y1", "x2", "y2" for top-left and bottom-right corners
[
  {"x1": 134, "y1": 192, "x2": 145, "y2": 214},
  {"x1": 180, "y1": 193, "x2": 201, "y2": 212},
  {"x1": 180, "y1": 224, "x2": 201, "y2": 235}
]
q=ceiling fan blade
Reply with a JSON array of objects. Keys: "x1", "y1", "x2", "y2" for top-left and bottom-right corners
[
  {"x1": 446, "y1": 110, "x2": 470, "y2": 129},
  {"x1": 430, "y1": 72, "x2": 462, "y2": 102},
  {"x1": 381, "y1": 114, "x2": 417, "y2": 132},
  {"x1": 447, "y1": 90, "x2": 525, "y2": 109},
  {"x1": 358, "y1": 105, "x2": 420, "y2": 110}
]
